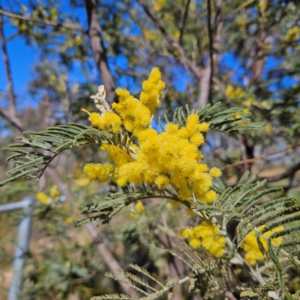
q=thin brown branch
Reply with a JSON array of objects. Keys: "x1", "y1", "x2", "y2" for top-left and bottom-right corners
[
  {"x1": 1, "y1": 8, "x2": 130, "y2": 292},
  {"x1": 192, "y1": 294, "x2": 203, "y2": 300},
  {"x1": 124, "y1": 1, "x2": 156, "y2": 66},
  {"x1": 261, "y1": 162, "x2": 300, "y2": 183},
  {"x1": 225, "y1": 291, "x2": 238, "y2": 300},
  {"x1": 206, "y1": 0, "x2": 213, "y2": 104},
  {"x1": 0, "y1": 8, "x2": 85, "y2": 33},
  {"x1": 221, "y1": 143, "x2": 300, "y2": 172},
  {"x1": 212, "y1": 0, "x2": 223, "y2": 69},
  {"x1": 0, "y1": 14, "x2": 23, "y2": 132},
  {"x1": 224, "y1": 0, "x2": 255, "y2": 20},
  {"x1": 212, "y1": 76, "x2": 229, "y2": 102},
  {"x1": 46, "y1": 166, "x2": 139, "y2": 297},
  {"x1": 265, "y1": 5, "x2": 290, "y2": 31},
  {"x1": 179, "y1": 0, "x2": 191, "y2": 45},
  {"x1": 0, "y1": 83, "x2": 134, "y2": 296},
  {"x1": 155, "y1": 233, "x2": 184, "y2": 300},
  {"x1": 207, "y1": 138, "x2": 233, "y2": 165},
  {"x1": 251, "y1": 31, "x2": 266, "y2": 84},
  {"x1": 155, "y1": 234, "x2": 184, "y2": 277},
  {"x1": 85, "y1": 0, "x2": 116, "y2": 104},
  {"x1": 0, "y1": 108, "x2": 23, "y2": 132},
  {"x1": 236, "y1": 14, "x2": 266, "y2": 175},
  {"x1": 238, "y1": 134, "x2": 251, "y2": 173},
  {"x1": 136, "y1": 0, "x2": 201, "y2": 79},
  {"x1": 197, "y1": 0, "x2": 223, "y2": 108},
  {"x1": 0, "y1": 14, "x2": 16, "y2": 113}
]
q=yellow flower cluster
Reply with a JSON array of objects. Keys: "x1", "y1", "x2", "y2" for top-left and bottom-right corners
[
  {"x1": 50, "y1": 185, "x2": 60, "y2": 200},
  {"x1": 284, "y1": 26, "x2": 300, "y2": 42},
  {"x1": 144, "y1": 30, "x2": 160, "y2": 42},
  {"x1": 210, "y1": 167, "x2": 222, "y2": 177},
  {"x1": 115, "y1": 115, "x2": 219, "y2": 202},
  {"x1": 180, "y1": 222, "x2": 226, "y2": 257},
  {"x1": 112, "y1": 89, "x2": 151, "y2": 134},
  {"x1": 135, "y1": 201, "x2": 145, "y2": 213},
  {"x1": 101, "y1": 144, "x2": 134, "y2": 167},
  {"x1": 36, "y1": 185, "x2": 60, "y2": 205},
  {"x1": 258, "y1": 0, "x2": 268, "y2": 11},
  {"x1": 241, "y1": 225, "x2": 283, "y2": 265},
  {"x1": 88, "y1": 68, "x2": 165, "y2": 135},
  {"x1": 75, "y1": 175, "x2": 90, "y2": 187},
  {"x1": 264, "y1": 123, "x2": 272, "y2": 134},
  {"x1": 36, "y1": 192, "x2": 51, "y2": 205},
  {"x1": 225, "y1": 85, "x2": 255, "y2": 125},
  {"x1": 236, "y1": 18, "x2": 246, "y2": 26},
  {"x1": 226, "y1": 85, "x2": 245, "y2": 99},
  {"x1": 89, "y1": 111, "x2": 121, "y2": 133},
  {"x1": 153, "y1": 0, "x2": 165, "y2": 11},
  {"x1": 226, "y1": 85, "x2": 255, "y2": 107},
  {"x1": 83, "y1": 163, "x2": 113, "y2": 182},
  {"x1": 84, "y1": 68, "x2": 221, "y2": 203},
  {"x1": 140, "y1": 67, "x2": 166, "y2": 114}
]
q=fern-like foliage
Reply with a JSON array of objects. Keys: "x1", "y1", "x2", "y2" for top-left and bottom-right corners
[
  {"x1": 90, "y1": 178, "x2": 300, "y2": 299},
  {"x1": 92, "y1": 242, "x2": 248, "y2": 299},
  {"x1": 0, "y1": 102, "x2": 260, "y2": 188},
  {"x1": 192, "y1": 172, "x2": 300, "y2": 279},
  {"x1": 167, "y1": 242, "x2": 243, "y2": 298},
  {"x1": 91, "y1": 263, "x2": 187, "y2": 300},
  {"x1": 2, "y1": 100, "x2": 299, "y2": 298},
  {"x1": 162, "y1": 102, "x2": 263, "y2": 133},
  {"x1": 76, "y1": 190, "x2": 153, "y2": 227},
  {"x1": 0, "y1": 123, "x2": 134, "y2": 187},
  {"x1": 75, "y1": 185, "x2": 188, "y2": 226}
]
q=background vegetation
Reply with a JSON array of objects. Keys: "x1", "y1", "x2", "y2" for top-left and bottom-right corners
[{"x1": 0, "y1": 0, "x2": 299, "y2": 299}]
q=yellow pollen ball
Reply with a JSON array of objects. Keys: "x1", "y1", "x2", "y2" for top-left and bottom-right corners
[
  {"x1": 179, "y1": 228, "x2": 193, "y2": 239},
  {"x1": 180, "y1": 222, "x2": 225, "y2": 257},
  {"x1": 204, "y1": 190, "x2": 217, "y2": 203},
  {"x1": 36, "y1": 192, "x2": 51, "y2": 205},
  {"x1": 189, "y1": 238, "x2": 201, "y2": 249},
  {"x1": 166, "y1": 123, "x2": 179, "y2": 133},
  {"x1": 83, "y1": 163, "x2": 113, "y2": 182},
  {"x1": 241, "y1": 225, "x2": 283, "y2": 265},
  {"x1": 210, "y1": 167, "x2": 222, "y2": 177},
  {"x1": 140, "y1": 67, "x2": 166, "y2": 115},
  {"x1": 187, "y1": 114, "x2": 199, "y2": 125},
  {"x1": 135, "y1": 201, "x2": 145, "y2": 213},
  {"x1": 155, "y1": 174, "x2": 169, "y2": 189},
  {"x1": 89, "y1": 112, "x2": 102, "y2": 128},
  {"x1": 49, "y1": 185, "x2": 60, "y2": 200},
  {"x1": 198, "y1": 122, "x2": 209, "y2": 132}
]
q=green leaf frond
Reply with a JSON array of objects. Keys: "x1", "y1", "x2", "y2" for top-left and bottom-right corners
[
  {"x1": 216, "y1": 172, "x2": 280, "y2": 212},
  {"x1": 92, "y1": 264, "x2": 189, "y2": 300},
  {"x1": 200, "y1": 172, "x2": 300, "y2": 273},
  {"x1": 218, "y1": 177, "x2": 300, "y2": 273},
  {"x1": 240, "y1": 290, "x2": 260, "y2": 298},
  {"x1": 167, "y1": 242, "x2": 210, "y2": 273},
  {"x1": 0, "y1": 123, "x2": 134, "y2": 187},
  {"x1": 92, "y1": 294, "x2": 138, "y2": 300},
  {"x1": 76, "y1": 189, "x2": 168, "y2": 226},
  {"x1": 91, "y1": 245, "x2": 242, "y2": 300},
  {"x1": 237, "y1": 209, "x2": 300, "y2": 247},
  {"x1": 237, "y1": 198, "x2": 297, "y2": 237},
  {"x1": 165, "y1": 102, "x2": 263, "y2": 134},
  {"x1": 166, "y1": 242, "x2": 243, "y2": 297},
  {"x1": 191, "y1": 172, "x2": 281, "y2": 222}
]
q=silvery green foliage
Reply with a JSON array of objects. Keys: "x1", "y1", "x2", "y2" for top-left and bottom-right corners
[
  {"x1": 1, "y1": 103, "x2": 259, "y2": 187},
  {"x1": 1, "y1": 104, "x2": 299, "y2": 299}
]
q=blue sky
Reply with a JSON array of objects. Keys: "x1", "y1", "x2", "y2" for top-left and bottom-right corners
[
  {"x1": 0, "y1": 1, "x2": 89, "y2": 110},
  {"x1": 0, "y1": 24, "x2": 38, "y2": 101},
  {"x1": 0, "y1": 1, "x2": 298, "y2": 114}
]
